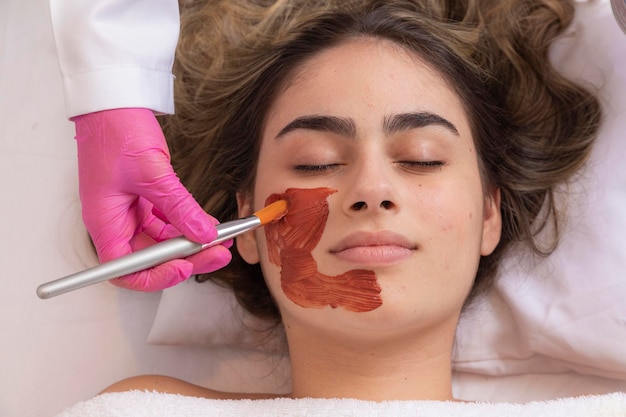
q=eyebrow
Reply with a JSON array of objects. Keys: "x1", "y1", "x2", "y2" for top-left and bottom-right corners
[
  {"x1": 275, "y1": 115, "x2": 356, "y2": 139},
  {"x1": 383, "y1": 112, "x2": 459, "y2": 136},
  {"x1": 274, "y1": 111, "x2": 458, "y2": 139}
]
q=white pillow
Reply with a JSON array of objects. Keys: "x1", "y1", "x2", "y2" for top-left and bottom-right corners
[
  {"x1": 148, "y1": 278, "x2": 283, "y2": 351},
  {"x1": 148, "y1": 0, "x2": 626, "y2": 380},
  {"x1": 451, "y1": 0, "x2": 626, "y2": 380}
]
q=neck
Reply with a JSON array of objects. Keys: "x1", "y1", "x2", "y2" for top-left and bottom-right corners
[{"x1": 284, "y1": 318, "x2": 457, "y2": 401}]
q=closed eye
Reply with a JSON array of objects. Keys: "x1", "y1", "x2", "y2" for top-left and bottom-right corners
[
  {"x1": 294, "y1": 163, "x2": 342, "y2": 173},
  {"x1": 397, "y1": 160, "x2": 445, "y2": 170}
]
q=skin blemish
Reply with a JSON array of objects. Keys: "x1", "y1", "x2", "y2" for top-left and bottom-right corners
[{"x1": 264, "y1": 187, "x2": 383, "y2": 312}]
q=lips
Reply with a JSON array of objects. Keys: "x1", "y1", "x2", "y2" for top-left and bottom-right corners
[{"x1": 329, "y1": 231, "x2": 417, "y2": 265}]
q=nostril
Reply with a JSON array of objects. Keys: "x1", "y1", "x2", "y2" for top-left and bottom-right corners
[
  {"x1": 380, "y1": 200, "x2": 393, "y2": 209},
  {"x1": 352, "y1": 201, "x2": 367, "y2": 211},
  {"x1": 351, "y1": 201, "x2": 394, "y2": 210}
]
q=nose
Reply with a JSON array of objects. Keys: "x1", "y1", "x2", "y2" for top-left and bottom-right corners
[
  {"x1": 350, "y1": 200, "x2": 395, "y2": 211},
  {"x1": 342, "y1": 157, "x2": 399, "y2": 214}
]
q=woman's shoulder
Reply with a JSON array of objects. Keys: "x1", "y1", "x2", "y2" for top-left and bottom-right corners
[{"x1": 101, "y1": 375, "x2": 281, "y2": 400}]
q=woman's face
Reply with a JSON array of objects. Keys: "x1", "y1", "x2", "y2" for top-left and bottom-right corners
[{"x1": 237, "y1": 38, "x2": 501, "y2": 338}]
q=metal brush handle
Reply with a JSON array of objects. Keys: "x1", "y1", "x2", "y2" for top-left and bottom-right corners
[{"x1": 36, "y1": 216, "x2": 260, "y2": 299}]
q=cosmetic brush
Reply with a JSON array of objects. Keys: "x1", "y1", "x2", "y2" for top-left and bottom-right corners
[{"x1": 36, "y1": 200, "x2": 288, "y2": 299}]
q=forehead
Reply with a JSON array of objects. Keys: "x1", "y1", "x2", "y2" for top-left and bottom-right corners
[
  {"x1": 289, "y1": 37, "x2": 441, "y2": 82},
  {"x1": 265, "y1": 38, "x2": 470, "y2": 138}
]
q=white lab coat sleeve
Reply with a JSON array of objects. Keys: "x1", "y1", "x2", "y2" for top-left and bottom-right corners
[{"x1": 49, "y1": 0, "x2": 180, "y2": 118}]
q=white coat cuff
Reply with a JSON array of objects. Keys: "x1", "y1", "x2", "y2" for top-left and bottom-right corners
[{"x1": 63, "y1": 67, "x2": 176, "y2": 118}]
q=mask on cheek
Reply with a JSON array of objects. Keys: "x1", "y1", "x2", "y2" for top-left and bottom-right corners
[{"x1": 264, "y1": 187, "x2": 383, "y2": 312}]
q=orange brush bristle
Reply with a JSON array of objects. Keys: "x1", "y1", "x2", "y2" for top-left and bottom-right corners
[{"x1": 255, "y1": 199, "x2": 289, "y2": 225}]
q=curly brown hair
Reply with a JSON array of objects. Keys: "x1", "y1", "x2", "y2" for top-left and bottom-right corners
[{"x1": 161, "y1": 0, "x2": 601, "y2": 324}]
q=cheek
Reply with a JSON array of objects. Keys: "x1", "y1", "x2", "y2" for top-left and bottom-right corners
[
  {"x1": 260, "y1": 188, "x2": 383, "y2": 313},
  {"x1": 411, "y1": 183, "x2": 484, "y2": 305},
  {"x1": 256, "y1": 233, "x2": 281, "y2": 284},
  {"x1": 419, "y1": 180, "x2": 485, "y2": 253}
]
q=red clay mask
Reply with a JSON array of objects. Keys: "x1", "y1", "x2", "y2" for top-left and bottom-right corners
[{"x1": 264, "y1": 188, "x2": 382, "y2": 312}]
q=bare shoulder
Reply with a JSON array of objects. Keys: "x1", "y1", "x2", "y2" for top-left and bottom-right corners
[
  {"x1": 101, "y1": 375, "x2": 223, "y2": 398},
  {"x1": 101, "y1": 375, "x2": 281, "y2": 400}
]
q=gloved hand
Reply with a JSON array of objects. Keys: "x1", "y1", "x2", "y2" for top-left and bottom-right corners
[{"x1": 73, "y1": 108, "x2": 232, "y2": 291}]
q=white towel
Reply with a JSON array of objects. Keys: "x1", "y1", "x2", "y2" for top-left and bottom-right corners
[{"x1": 55, "y1": 391, "x2": 626, "y2": 417}]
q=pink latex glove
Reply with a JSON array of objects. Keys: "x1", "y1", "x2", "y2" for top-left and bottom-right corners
[{"x1": 73, "y1": 108, "x2": 232, "y2": 291}]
